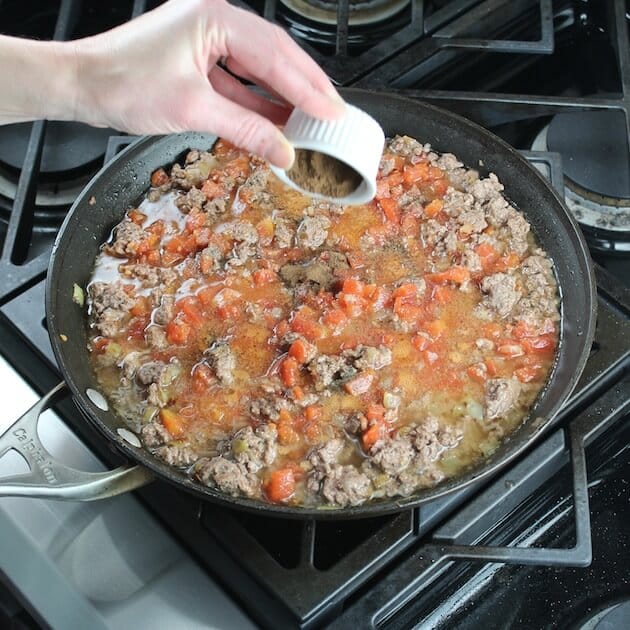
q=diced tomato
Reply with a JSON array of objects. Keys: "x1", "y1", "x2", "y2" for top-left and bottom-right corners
[
  {"x1": 467, "y1": 363, "x2": 487, "y2": 384},
  {"x1": 370, "y1": 287, "x2": 392, "y2": 311},
  {"x1": 430, "y1": 178, "x2": 449, "y2": 197},
  {"x1": 130, "y1": 297, "x2": 150, "y2": 318},
  {"x1": 185, "y1": 210, "x2": 207, "y2": 232},
  {"x1": 485, "y1": 358, "x2": 499, "y2": 377},
  {"x1": 394, "y1": 300, "x2": 425, "y2": 323},
  {"x1": 361, "y1": 423, "x2": 386, "y2": 451},
  {"x1": 166, "y1": 318, "x2": 191, "y2": 345},
  {"x1": 366, "y1": 404, "x2": 386, "y2": 422},
  {"x1": 305, "y1": 405, "x2": 322, "y2": 423},
  {"x1": 150, "y1": 168, "x2": 169, "y2": 187},
  {"x1": 323, "y1": 308, "x2": 348, "y2": 329},
  {"x1": 426, "y1": 266, "x2": 470, "y2": 285},
  {"x1": 401, "y1": 214, "x2": 420, "y2": 236},
  {"x1": 202, "y1": 177, "x2": 228, "y2": 199},
  {"x1": 161, "y1": 251, "x2": 183, "y2": 266},
  {"x1": 178, "y1": 296, "x2": 204, "y2": 326},
  {"x1": 290, "y1": 313, "x2": 324, "y2": 341},
  {"x1": 379, "y1": 198, "x2": 401, "y2": 224},
  {"x1": 280, "y1": 356, "x2": 300, "y2": 387},
  {"x1": 392, "y1": 283, "x2": 417, "y2": 300},
  {"x1": 192, "y1": 363, "x2": 214, "y2": 393},
  {"x1": 92, "y1": 337, "x2": 110, "y2": 352},
  {"x1": 159, "y1": 409, "x2": 186, "y2": 438},
  {"x1": 275, "y1": 320, "x2": 291, "y2": 339},
  {"x1": 338, "y1": 292, "x2": 368, "y2": 317},
  {"x1": 497, "y1": 343, "x2": 525, "y2": 358},
  {"x1": 253, "y1": 268, "x2": 277, "y2": 286},
  {"x1": 424, "y1": 199, "x2": 444, "y2": 218},
  {"x1": 515, "y1": 365, "x2": 540, "y2": 383},
  {"x1": 145, "y1": 249, "x2": 161, "y2": 266},
  {"x1": 493, "y1": 252, "x2": 520, "y2": 272},
  {"x1": 126, "y1": 317, "x2": 149, "y2": 340},
  {"x1": 403, "y1": 162, "x2": 430, "y2": 185},
  {"x1": 424, "y1": 319, "x2": 447, "y2": 339},
  {"x1": 288, "y1": 338, "x2": 315, "y2": 364},
  {"x1": 344, "y1": 371, "x2": 375, "y2": 396},
  {"x1": 522, "y1": 334, "x2": 556, "y2": 355},
  {"x1": 265, "y1": 468, "x2": 296, "y2": 503},
  {"x1": 197, "y1": 285, "x2": 221, "y2": 306},
  {"x1": 277, "y1": 411, "x2": 298, "y2": 445},
  {"x1": 213, "y1": 139, "x2": 236, "y2": 156},
  {"x1": 342, "y1": 278, "x2": 365, "y2": 295},
  {"x1": 128, "y1": 209, "x2": 147, "y2": 225},
  {"x1": 412, "y1": 333, "x2": 429, "y2": 351},
  {"x1": 292, "y1": 386, "x2": 305, "y2": 401}
]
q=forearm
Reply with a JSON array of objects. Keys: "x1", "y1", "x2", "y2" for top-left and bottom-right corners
[{"x1": 0, "y1": 36, "x2": 79, "y2": 125}]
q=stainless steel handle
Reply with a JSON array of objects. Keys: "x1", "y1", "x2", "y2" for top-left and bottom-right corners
[{"x1": 0, "y1": 382, "x2": 153, "y2": 500}]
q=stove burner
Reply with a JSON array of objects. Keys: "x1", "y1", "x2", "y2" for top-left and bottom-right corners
[
  {"x1": 546, "y1": 110, "x2": 630, "y2": 203},
  {"x1": 278, "y1": 0, "x2": 409, "y2": 25},
  {"x1": 0, "y1": 121, "x2": 112, "y2": 176},
  {"x1": 278, "y1": 0, "x2": 410, "y2": 52},
  {"x1": 579, "y1": 599, "x2": 630, "y2": 630},
  {"x1": 532, "y1": 119, "x2": 630, "y2": 255}
]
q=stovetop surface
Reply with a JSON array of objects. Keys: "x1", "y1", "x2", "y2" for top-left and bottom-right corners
[{"x1": 1, "y1": 1, "x2": 630, "y2": 629}]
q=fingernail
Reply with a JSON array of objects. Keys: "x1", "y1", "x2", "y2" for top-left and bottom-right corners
[{"x1": 268, "y1": 136, "x2": 295, "y2": 170}]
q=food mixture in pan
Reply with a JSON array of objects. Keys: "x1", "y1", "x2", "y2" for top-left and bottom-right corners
[{"x1": 86, "y1": 136, "x2": 560, "y2": 507}]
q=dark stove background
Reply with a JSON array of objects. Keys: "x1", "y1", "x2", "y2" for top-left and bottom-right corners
[{"x1": 0, "y1": 1, "x2": 629, "y2": 629}]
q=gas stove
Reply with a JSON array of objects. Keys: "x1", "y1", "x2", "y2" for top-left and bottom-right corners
[{"x1": 1, "y1": 1, "x2": 629, "y2": 629}]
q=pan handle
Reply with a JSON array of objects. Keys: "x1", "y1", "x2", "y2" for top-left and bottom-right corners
[{"x1": 0, "y1": 382, "x2": 153, "y2": 500}]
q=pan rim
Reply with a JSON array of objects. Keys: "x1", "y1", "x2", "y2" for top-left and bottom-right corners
[{"x1": 46, "y1": 89, "x2": 597, "y2": 519}]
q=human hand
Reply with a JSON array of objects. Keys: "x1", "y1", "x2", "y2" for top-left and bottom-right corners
[{"x1": 72, "y1": 0, "x2": 345, "y2": 167}]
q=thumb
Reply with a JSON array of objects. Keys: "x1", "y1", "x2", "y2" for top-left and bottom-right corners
[{"x1": 184, "y1": 89, "x2": 295, "y2": 168}]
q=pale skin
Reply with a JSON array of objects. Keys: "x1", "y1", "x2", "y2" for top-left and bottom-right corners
[{"x1": 0, "y1": 0, "x2": 345, "y2": 168}]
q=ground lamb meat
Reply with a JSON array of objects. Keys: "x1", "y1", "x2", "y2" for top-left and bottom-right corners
[
  {"x1": 485, "y1": 378, "x2": 521, "y2": 420},
  {"x1": 119, "y1": 264, "x2": 178, "y2": 287},
  {"x1": 279, "y1": 256, "x2": 339, "y2": 292},
  {"x1": 205, "y1": 341, "x2": 236, "y2": 386},
  {"x1": 145, "y1": 325, "x2": 168, "y2": 350},
  {"x1": 170, "y1": 151, "x2": 218, "y2": 190},
  {"x1": 379, "y1": 155, "x2": 397, "y2": 176},
  {"x1": 136, "y1": 361, "x2": 167, "y2": 386},
  {"x1": 462, "y1": 249, "x2": 483, "y2": 273},
  {"x1": 153, "y1": 294, "x2": 175, "y2": 325},
  {"x1": 409, "y1": 416, "x2": 463, "y2": 470},
  {"x1": 345, "y1": 345, "x2": 392, "y2": 371},
  {"x1": 371, "y1": 437, "x2": 415, "y2": 475},
  {"x1": 273, "y1": 217, "x2": 295, "y2": 249},
  {"x1": 88, "y1": 281, "x2": 135, "y2": 337},
  {"x1": 442, "y1": 189, "x2": 475, "y2": 218},
  {"x1": 193, "y1": 456, "x2": 260, "y2": 498},
  {"x1": 458, "y1": 205, "x2": 488, "y2": 234},
  {"x1": 174, "y1": 187, "x2": 207, "y2": 214},
  {"x1": 297, "y1": 216, "x2": 331, "y2": 249},
  {"x1": 471, "y1": 173, "x2": 504, "y2": 203},
  {"x1": 140, "y1": 421, "x2": 171, "y2": 448},
  {"x1": 155, "y1": 443, "x2": 198, "y2": 467},
  {"x1": 507, "y1": 211, "x2": 531, "y2": 255},
  {"x1": 230, "y1": 425, "x2": 277, "y2": 473},
  {"x1": 387, "y1": 135, "x2": 429, "y2": 158},
  {"x1": 308, "y1": 438, "x2": 344, "y2": 474},
  {"x1": 308, "y1": 354, "x2": 356, "y2": 391},
  {"x1": 319, "y1": 465, "x2": 372, "y2": 507},
  {"x1": 249, "y1": 397, "x2": 286, "y2": 421},
  {"x1": 478, "y1": 272, "x2": 521, "y2": 319},
  {"x1": 107, "y1": 221, "x2": 145, "y2": 258}
]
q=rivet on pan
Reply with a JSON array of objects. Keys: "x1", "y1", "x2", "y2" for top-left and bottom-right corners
[
  {"x1": 117, "y1": 428, "x2": 141, "y2": 448},
  {"x1": 86, "y1": 388, "x2": 109, "y2": 411}
]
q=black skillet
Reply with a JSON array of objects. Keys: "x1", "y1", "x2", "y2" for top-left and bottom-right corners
[{"x1": 0, "y1": 89, "x2": 596, "y2": 517}]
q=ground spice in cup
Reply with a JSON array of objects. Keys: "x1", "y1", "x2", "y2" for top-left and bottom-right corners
[{"x1": 286, "y1": 149, "x2": 363, "y2": 198}]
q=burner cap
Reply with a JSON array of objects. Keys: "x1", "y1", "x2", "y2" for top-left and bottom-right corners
[
  {"x1": 546, "y1": 110, "x2": 630, "y2": 202},
  {"x1": 0, "y1": 121, "x2": 112, "y2": 176},
  {"x1": 279, "y1": 0, "x2": 409, "y2": 26}
]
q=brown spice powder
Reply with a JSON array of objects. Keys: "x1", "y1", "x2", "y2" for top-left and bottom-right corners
[{"x1": 286, "y1": 149, "x2": 362, "y2": 198}]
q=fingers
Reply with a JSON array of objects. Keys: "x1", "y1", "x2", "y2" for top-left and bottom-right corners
[
  {"x1": 186, "y1": 88, "x2": 295, "y2": 168},
  {"x1": 222, "y1": 4, "x2": 345, "y2": 120},
  {"x1": 208, "y1": 65, "x2": 290, "y2": 125}
]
